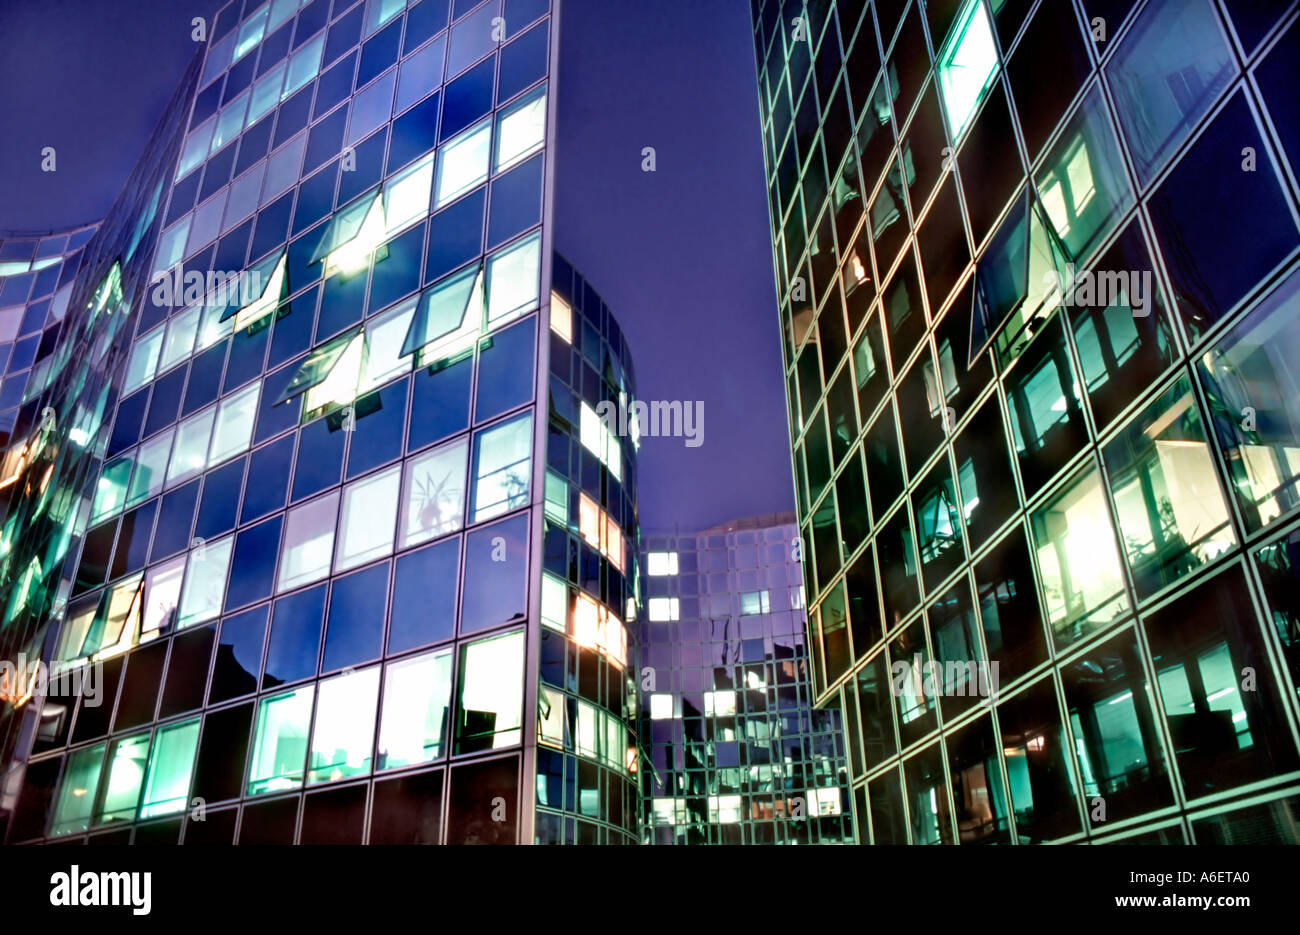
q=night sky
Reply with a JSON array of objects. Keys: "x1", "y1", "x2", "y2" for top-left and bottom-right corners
[{"x1": 0, "y1": 0, "x2": 794, "y2": 534}]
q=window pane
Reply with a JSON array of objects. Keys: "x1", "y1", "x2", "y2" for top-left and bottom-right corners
[
  {"x1": 998, "y1": 678, "x2": 1080, "y2": 842},
  {"x1": 95, "y1": 733, "x2": 149, "y2": 825},
  {"x1": 166, "y1": 408, "x2": 216, "y2": 487},
  {"x1": 471, "y1": 412, "x2": 532, "y2": 522},
  {"x1": 1197, "y1": 268, "x2": 1300, "y2": 531},
  {"x1": 93, "y1": 457, "x2": 133, "y2": 522},
  {"x1": 178, "y1": 535, "x2": 233, "y2": 627},
  {"x1": 248, "y1": 686, "x2": 313, "y2": 795},
  {"x1": 400, "y1": 436, "x2": 467, "y2": 548},
  {"x1": 377, "y1": 648, "x2": 452, "y2": 769},
  {"x1": 359, "y1": 301, "x2": 416, "y2": 392},
  {"x1": 284, "y1": 33, "x2": 325, "y2": 100},
  {"x1": 485, "y1": 232, "x2": 540, "y2": 323},
  {"x1": 209, "y1": 384, "x2": 260, "y2": 465},
  {"x1": 160, "y1": 307, "x2": 200, "y2": 372},
  {"x1": 279, "y1": 492, "x2": 339, "y2": 590},
  {"x1": 384, "y1": 154, "x2": 434, "y2": 234},
  {"x1": 401, "y1": 262, "x2": 482, "y2": 361},
  {"x1": 142, "y1": 555, "x2": 185, "y2": 637},
  {"x1": 455, "y1": 629, "x2": 525, "y2": 754},
  {"x1": 139, "y1": 718, "x2": 199, "y2": 819},
  {"x1": 50, "y1": 743, "x2": 105, "y2": 836},
  {"x1": 1104, "y1": 377, "x2": 1235, "y2": 598},
  {"x1": 435, "y1": 120, "x2": 490, "y2": 207},
  {"x1": 494, "y1": 86, "x2": 546, "y2": 172},
  {"x1": 1105, "y1": 0, "x2": 1236, "y2": 184},
  {"x1": 1029, "y1": 465, "x2": 1128, "y2": 648},
  {"x1": 248, "y1": 61, "x2": 286, "y2": 126},
  {"x1": 936, "y1": 0, "x2": 999, "y2": 140},
  {"x1": 337, "y1": 465, "x2": 399, "y2": 571},
  {"x1": 308, "y1": 666, "x2": 380, "y2": 784},
  {"x1": 127, "y1": 428, "x2": 173, "y2": 506},
  {"x1": 125, "y1": 328, "x2": 163, "y2": 392}
]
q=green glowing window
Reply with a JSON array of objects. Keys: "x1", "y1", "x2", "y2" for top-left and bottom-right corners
[
  {"x1": 50, "y1": 743, "x2": 105, "y2": 836},
  {"x1": 248, "y1": 686, "x2": 313, "y2": 796},
  {"x1": 92, "y1": 457, "x2": 133, "y2": 523},
  {"x1": 377, "y1": 648, "x2": 453, "y2": 769},
  {"x1": 455, "y1": 630, "x2": 525, "y2": 754},
  {"x1": 166, "y1": 407, "x2": 216, "y2": 488},
  {"x1": 937, "y1": 0, "x2": 999, "y2": 141},
  {"x1": 308, "y1": 666, "x2": 380, "y2": 784},
  {"x1": 124, "y1": 327, "x2": 163, "y2": 393},
  {"x1": 486, "y1": 232, "x2": 541, "y2": 324},
  {"x1": 543, "y1": 470, "x2": 567, "y2": 523},
  {"x1": 95, "y1": 733, "x2": 150, "y2": 825},
  {"x1": 126, "y1": 428, "x2": 173, "y2": 507}
]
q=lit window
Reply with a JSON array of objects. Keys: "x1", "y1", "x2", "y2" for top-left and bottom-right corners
[
  {"x1": 166, "y1": 407, "x2": 216, "y2": 488},
  {"x1": 365, "y1": 0, "x2": 407, "y2": 35},
  {"x1": 278, "y1": 328, "x2": 363, "y2": 413},
  {"x1": 485, "y1": 232, "x2": 540, "y2": 323},
  {"x1": 318, "y1": 193, "x2": 389, "y2": 279},
  {"x1": 284, "y1": 32, "x2": 325, "y2": 100},
  {"x1": 233, "y1": 2, "x2": 269, "y2": 62},
  {"x1": 399, "y1": 437, "x2": 467, "y2": 548},
  {"x1": 160, "y1": 306, "x2": 200, "y2": 372},
  {"x1": 384, "y1": 154, "x2": 434, "y2": 234},
  {"x1": 377, "y1": 648, "x2": 453, "y2": 769},
  {"x1": 358, "y1": 300, "x2": 417, "y2": 393},
  {"x1": 92, "y1": 457, "x2": 133, "y2": 522},
  {"x1": 248, "y1": 61, "x2": 286, "y2": 126},
  {"x1": 401, "y1": 263, "x2": 483, "y2": 367},
  {"x1": 455, "y1": 630, "x2": 525, "y2": 753},
  {"x1": 648, "y1": 597, "x2": 679, "y2": 621},
  {"x1": 175, "y1": 123, "x2": 214, "y2": 181},
  {"x1": 704, "y1": 690, "x2": 737, "y2": 717},
  {"x1": 471, "y1": 412, "x2": 532, "y2": 522},
  {"x1": 435, "y1": 119, "x2": 491, "y2": 207},
  {"x1": 544, "y1": 470, "x2": 567, "y2": 522},
  {"x1": 550, "y1": 292, "x2": 572, "y2": 342},
  {"x1": 267, "y1": 0, "x2": 298, "y2": 35},
  {"x1": 208, "y1": 383, "x2": 260, "y2": 466},
  {"x1": 579, "y1": 493, "x2": 601, "y2": 546},
  {"x1": 709, "y1": 794, "x2": 742, "y2": 824},
  {"x1": 228, "y1": 252, "x2": 286, "y2": 331},
  {"x1": 605, "y1": 514, "x2": 624, "y2": 572},
  {"x1": 936, "y1": 0, "x2": 999, "y2": 141},
  {"x1": 647, "y1": 552, "x2": 678, "y2": 575},
  {"x1": 740, "y1": 590, "x2": 770, "y2": 615},
  {"x1": 650, "y1": 693, "x2": 674, "y2": 720},
  {"x1": 337, "y1": 465, "x2": 400, "y2": 571},
  {"x1": 278, "y1": 493, "x2": 339, "y2": 591},
  {"x1": 212, "y1": 90, "x2": 249, "y2": 154},
  {"x1": 142, "y1": 555, "x2": 185, "y2": 637},
  {"x1": 138, "y1": 718, "x2": 199, "y2": 819},
  {"x1": 96, "y1": 733, "x2": 149, "y2": 825},
  {"x1": 541, "y1": 573, "x2": 567, "y2": 630},
  {"x1": 178, "y1": 535, "x2": 233, "y2": 627},
  {"x1": 124, "y1": 328, "x2": 163, "y2": 393},
  {"x1": 576, "y1": 700, "x2": 599, "y2": 759},
  {"x1": 127, "y1": 429, "x2": 173, "y2": 507},
  {"x1": 248, "y1": 686, "x2": 313, "y2": 795},
  {"x1": 88, "y1": 576, "x2": 143, "y2": 661},
  {"x1": 308, "y1": 666, "x2": 380, "y2": 784},
  {"x1": 50, "y1": 743, "x2": 105, "y2": 836},
  {"x1": 573, "y1": 593, "x2": 601, "y2": 648},
  {"x1": 153, "y1": 216, "x2": 192, "y2": 274},
  {"x1": 494, "y1": 87, "x2": 546, "y2": 172},
  {"x1": 539, "y1": 685, "x2": 566, "y2": 747}
]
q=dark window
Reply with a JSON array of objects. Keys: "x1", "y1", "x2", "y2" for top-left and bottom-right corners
[
  {"x1": 210, "y1": 606, "x2": 268, "y2": 704},
  {"x1": 388, "y1": 537, "x2": 459, "y2": 653},
  {"x1": 262, "y1": 584, "x2": 326, "y2": 688},
  {"x1": 460, "y1": 514, "x2": 529, "y2": 635},
  {"x1": 998, "y1": 677, "x2": 1080, "y2": 842},
  {"x1": 322, "y1": 562, "x2": 388, "y2": 672},
  {"x1": 446, "y1": 755, "x2": 518, "y2": 844}
]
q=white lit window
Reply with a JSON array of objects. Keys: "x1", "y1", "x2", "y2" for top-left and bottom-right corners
[
  {"x1": 457, "y1": 630, "x2": 525, "y2": 752},
  {"x1": 233, "y1": 253, "x2": 286, "y2": 331},
  {"x1": 178, "y1": 536, "x2": 233, "y2": 628},
  {"x1": 485, "y1": 232, "x2": 540, "y2": 323},
  {"x1": 648, "y1": 597, "x2": 679, "y2": 621},
  {"x1": 336, "y1": 465, "x2": 400, "y2": 571},
  {"x1": 208, "y1": 383, "x2": 260, "y2": 466},
  {"x1": 435, "y1": 119, "x2": 491, "y2": 206},
  {"x1": 704, "y1": 690, "x2": 737, "y2": 717},
  {"x1": 383, "y1": 155, "x2": 434, "y2": 234},
  {"x1": 406, "y1": 263, "x2": 483, "y2": 367},
  {"x1": 539, "y1": 685, "x2": 566, "y2": 747},
  {"x1": 166, "y1": 407, "x2": 215, "y2": 487},
  {"x1": 550, "y1": 292, "x2": 571, "y2": 342},
  {"x1": 709, "y1": 794, "x2": 742, "y2": 824},
  {"x1": 573, "y1": 593, "x2": 601, "y2": 649},
  {"x1": 278, "y1": 493, "x2": 339, "y2": 591},
  {"x1": 376, "y1": 648, "x2": 453, "y2": 769},
  {"x1": 647, "y1": 551, "x2": 679, "y2": 576},
  {"x1": 307, "y1": 666, "x2": 380, "y2": 784},
  {"x1": 359, "y1": 300, "x2": 417, "y2": 393},
  {"x1": 576, "y1": 700, "x2": 598, "y2": 758},
  {"x1": 142, "y1": 556, "x2": 185, "y2": 637},
  {"x1": 124, "y1": 328, "x2": 163, "y2": 393},
  {"x1": 494, "y1": 87, "x2": 546, "y2": 172},
  {"x1": 399, "y1": 436, "x2": 467, "y2": 548},
  {"x1": 321, "y1": 193, "x2": 388, "y2": 279},
  {"x1": 649, "y1": 693, "x2": 674, "y2": 720},
  {"x1": 160, "y1": 307, "x2": 200, "y2": 372},
  {"x1": 541, "y1": 573, "x2": 567, "y2": 631},
  {"x1": 471, "y1": 413, "x2": 532, "y2": 522},
  {"x1": 304, "y1": 331, "x2": 364, "y2": 413}
]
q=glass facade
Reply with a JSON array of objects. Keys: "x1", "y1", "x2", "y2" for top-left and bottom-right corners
[
  {"x1": 638, "y1": 514, "x2": 852, "y2": 844},
  {"x1": 0, "y1": 0, "x2": 643, "y2": 846},
  {"x1": 750, "y1": 0, "x2": 1300, "y2": 843}
]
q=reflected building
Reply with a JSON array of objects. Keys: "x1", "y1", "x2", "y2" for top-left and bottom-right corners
[
  {"x1": 0, "y1": 0, "x2": 644, "y2": 845},
  {"x1": 638, "y1": 514, "x2": 853, "y2": 844},
  {"x1": 749, "y1": 0, "x2": 1300, "y2": 843}
]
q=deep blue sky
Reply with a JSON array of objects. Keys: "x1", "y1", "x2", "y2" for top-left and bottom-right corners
[{"x1": 0, "y1": 0, "x2": 794, "y2": 532}]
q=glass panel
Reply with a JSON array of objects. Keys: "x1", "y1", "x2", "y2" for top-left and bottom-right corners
[
  {"x1": 947, "y1": 716, "x2": 1011, "y2": 843},
  {"x1": 485, "y1": 232, "x2": 540, "y2": 323},
  {"x1": 95, "y1": 733, "x2": 149, "y2": 825},
  {"x1": 178, "y1": 535, "x2": 233, "y2": 627},
  {"x1": 160, "y1": 307, "x2": 201, "y2": 372},
  {"x1": 166, "y1": 407, "x2": 216, "y2": 487},
  {"x1": 228, "y1": 253, "x2": 287, "y2": 329},
  {"x1": 284, "y1": 32, "x2": 325, "y2": 100},
  {"x1": 278, "y1": 492, "x2": 339, "y2": 591},
  {"x1": 1197, "y1": 268, "x2": 1300, "y2": 531},
  {"x1": 495, "y1": 86, "x2": 546, "y2": 172},
  {"x1": 127, "y1": 428, "x2": 173, "y2": 506},
  {"x1": 471, "y1": 412, "x2": 532, "y2": 522},
  {"x1": 125, "y1": 328, "x2": 163, "y2": 393},
  {"x1": 142, "y1": 555, "x2": 185, "y2": 637},
  {"x1": 308, "y1": 666, "x2": 380, "y2": 784},
  {"x1": 248, "y1": 686, "x2": 313, "y2": 795},
  {"x1": 359, "y1": 300, "x2": 416, "y2": 392},
  {"x1": 384, "y1": 154, "x2": 434, "y2": 234},
  {"x1": 455, "y1": 629, "x2": 525, "y2": 754},
  {"x1": 139, "y1": 718, "x2": 199, "y2": 819},
  {"x1": 92, "y1": 457, "x2": 133, "y2": 522},
  {"x1": 936, "y1": 0, "x2": 999, "y2": 140},
  {"x1": 1104, "y1": 377, "x2": 1236, "y2": 597},
  {"x1": 209, "y1": 384, "x2": 260, "y2": 465},
  {"x1": 376, "y1": 648, "x2": 453, "y2": 769},
  {"x1": 50, "y1": 743, "x2": 105, "y2": 836},
  {"x1": 435, "y1": 119, "x2": 491, "y2": 207},
  {"x1": 998, "y1": 678, "x2": 1081, "y2": 842},
  {"x1": 1030, "y1": 465, "x2": 1129, "y2": 648},
  {"x1": 275, "y1": 327, "x2": 363, "y2": 405},
  {"x1": 904, "y1": 743, "x2": 951, "y2": 844},
  {"x1": 400, "y1": 263, "x2": 482, "y2": 362},
  {"x1": 336, "y1": 465, "x2": 399, "y2": 571},
  {"x1": 399, "y1": 436, "x2": 467, "y2": 548}
]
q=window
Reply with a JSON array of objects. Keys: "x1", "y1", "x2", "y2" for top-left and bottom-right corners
[
  {"x1": 647, "y1": 551, "x2": 678, "y2": 575},
  {"x1": 209, "y1": 384, "x2": 260, "y2": 466},
  {"x1": 540, "y1": 573, "x2": 567, "y2": 630},
  {"x1": 494, "y1": 87, "x2": 546, "y2": 172},
  {"x1": 160, "y1": 306, "x2": 200, "y2": 372},
  {"x1": 377, "y1": 648, "x2": 452, "y2": 769},
  {"x1": 233, "y1": 2, "x2": 269, "y2": 62},
  {"x1": 401, "y1": 263, "x2": 483, "y2": 366},
  {"x1": 92, "y1": 457, "x2": 132, "y2": 522},
  {"x1": 1105, "y1": 0, "x2": 1236, "y2": 184},
  {"x1": 550, "y1": 292, "x2": 571, "y2": 342},
  {"x1": 166, "y1": 407, "x2": 216, "y2": 487},
  {"x1": 365, "y1": 0, "x2": 406, "y2": 34},
  {"x1": 648, "y1": 597, "x2": 679, "y2": 621},
  {"x1": 539, "y1": 685, "x2": 566, "y2": 748},
  {"x1": 283, "y1": 32, "x2": 324, "y2": 100},
  {"x1": 471, "y1": 413, "x2": 532, "y2": 522},
  {"x1": 435, "y1": 120, "x2": 491, "y2": 206},
  {"x1": 248, "y1": 61, "x2": 285, "y2": 126},
  {"x1": 649, "y1": 693, "x2": 674, "y2": 719},
  {"x1": 358, "y1": 301, "x2": 416, "y2": 392},
  {"x1": 96, "y1": 733, "x2": 149, "y2": 825},
  {"x1": 399, "y1": 437, "x2": 467, "y2": 548},
  {"x1": 142, "y1": 555, "x2": 185, "y2": 637},
  {"x1": 248, "y1": 686, "x2": 313, "y2": 795},
  {"x1": 279, "y1": 493, "x2": 339, "y2": 591},
  {"x1": 50, "y1": 744, "x2": 105, "y2": 836},
  {"x1": 1030, "y1": 466, "x2": 1128, "y2": 648},
  {"x1": 1104, "y1": 377, "x2": 1235, "y2": 598},
  {"x1": 485, "y1": 232, "x2": 540, "y2": 323},
  {"x1": 337, "y1": 466, "x2": 400, "y2": 571},
  {"x1": 227, "y1": 253, "x2": 286, "y2": 331},
  {"x1": 124, "y1": 328, "x2": 163, "y2": 392},
  {"x1": 936, "y1": 0, "x2": 999, "y2": 141},
  {"x1": 177, "y1": 535, "x2": 233, "y2": 627},
  {"x1": 704, "y1": 690, "x2": 737, "y2": 717},
  {"x1": 384, "y1": 154, "x2": 434, "y2": 234},
  {"x1": 139, "y1": 718, "x2": 199, "y2": 819},
  {"x1": 308, "y1": 666, "x2": 380, "y2": 784},
  {"x1": 455, "y1": 630, "x2": 525, "y2": 753}
]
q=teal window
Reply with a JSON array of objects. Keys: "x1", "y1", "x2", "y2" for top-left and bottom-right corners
[
  {"x1": 127, "y1": 428, "x2": 173, "y2": 506},
  {"x1": 50, "y1": 744, "x2": 105, "y2": 836},
  {"x1": 936, "y1": 0, "x2": 1000, "y2": 140},
  {"x1": 139, "y1": 719, "x2": 199, "y2": 819},
  {"x1": 308, "y1": 666, "x2": 380, "y2": 784},
  {"x1": 92, "y1": 457, "x2": 133, "y2": 522},
  {"x1": 376, "y1": 649, "x2": 453, "y2": 769},
  {"x1": 124, "y1": 327, "x2": 163, "y2": 393},
  {"x1": 177, "y1": 535, "x2": 233, "y2": 627},
  {"x1": 248, "y1": 686, "x2": 313, "y2": 795},
  {"x1": 95, "y1": 733, "x2": 150, "y2": 825}
]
